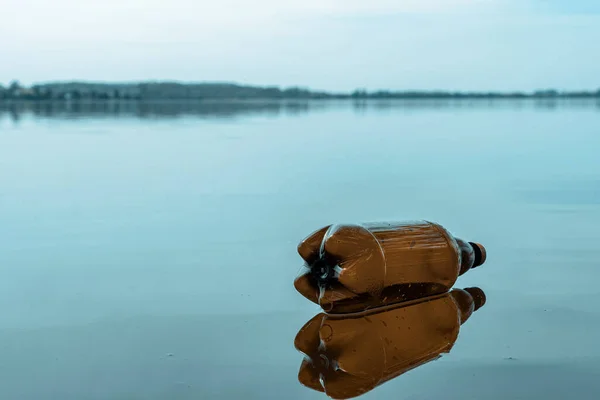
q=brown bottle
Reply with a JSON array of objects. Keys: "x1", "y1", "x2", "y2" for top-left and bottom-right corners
[
  {"x1": 294, "y1": 287, "x2": 486, "y2": 399},
  {"x1": 294, "y1": 221, "x2": 486, "y2": 313}
]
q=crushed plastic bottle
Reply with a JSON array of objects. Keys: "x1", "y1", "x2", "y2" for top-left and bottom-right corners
[{"x1": 294, "y1": 221, "x2": 486, "y2": 313}]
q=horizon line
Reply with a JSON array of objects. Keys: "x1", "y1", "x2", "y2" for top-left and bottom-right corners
[{"x1": 2, "y1": 80, "x2": 600, "y2": 94}]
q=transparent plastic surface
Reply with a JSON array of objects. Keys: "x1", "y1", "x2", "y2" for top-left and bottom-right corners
[{"x1": 295, "y1": 221, "x2": 486, "y2": 313}]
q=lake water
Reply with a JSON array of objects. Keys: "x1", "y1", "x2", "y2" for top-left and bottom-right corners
[{"x1": 1, "y1": 99, "x2": 599, "y2": 399}]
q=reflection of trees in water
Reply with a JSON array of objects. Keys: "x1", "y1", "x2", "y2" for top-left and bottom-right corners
[
  {"x1": 352, "y1": 98, "x2": 600, "y2": 111},
  {"x1": 0, "y1": 100, "x2": 325, "y2": 121},
  {"x1": 1, "y1": 99, "x2": 599, "y2": 122},
  {"x1": 9, "y1": 107, "x2": 20, "y2": 123}
]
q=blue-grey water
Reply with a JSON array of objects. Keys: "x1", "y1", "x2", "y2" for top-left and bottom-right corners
[{"x1": 1, "y1": 99, "x2": 599, "y2": 399}]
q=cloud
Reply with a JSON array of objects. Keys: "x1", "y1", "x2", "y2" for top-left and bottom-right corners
[
  {"x1": 339, "y1": 0, "x2": 501, "y2": 14},
  {"x1": 239, "y1": 0, "x2": 497, "y2": 16},
  {"x1": 3, "y1": 0, "x2": 499, "y2": 30},
  {"x1": 530, "y1": 0, "x2": 600, "y2": 14},
  {"x1": 0, "y1": 0, "x2": 507, "y2": 48}
]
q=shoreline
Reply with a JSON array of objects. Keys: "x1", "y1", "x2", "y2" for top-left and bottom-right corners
[
  {"x1": 2, "y1": 96, "x2": 600, "y2": 103},
  {"x1": 2, "y1": 81, "x2": 599, "y2": 102}
]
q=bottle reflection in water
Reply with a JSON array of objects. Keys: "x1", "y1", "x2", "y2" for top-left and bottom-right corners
[
  {"x1": 295, "y1": 221, "x2": 487, "y2": 313},
  {"x1": 294, "y1": 287, "x2": 486, "y2": 399}
]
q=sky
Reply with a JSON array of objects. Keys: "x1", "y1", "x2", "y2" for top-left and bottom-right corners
[{"x1": 2, "y1": 0, "x2": 600, "y2": 91}]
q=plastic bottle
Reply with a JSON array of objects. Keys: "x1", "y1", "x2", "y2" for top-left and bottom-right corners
[
  {"x1": 294, "y1": 221, "x2": 487, "y2": 313},
  {"x1": 294, "y1": 287, "x2": 486, "y2": 399}
]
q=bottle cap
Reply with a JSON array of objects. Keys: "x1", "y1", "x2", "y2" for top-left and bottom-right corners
[
  {"x1": 464, "y1": 287, "x2": 486, "y2": 311},
  {"x1": 469, "y1": 242, "x2": 487, "y2": 267}
]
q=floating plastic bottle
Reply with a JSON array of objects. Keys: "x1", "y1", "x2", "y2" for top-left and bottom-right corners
[
  {"x1": 294, "y1": 221, "x2": 487, "y2": 313},
  {"x1": 294, "y1": 287, "x2": 486, "y2": 399}
]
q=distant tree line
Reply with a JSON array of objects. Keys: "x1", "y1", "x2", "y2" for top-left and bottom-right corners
[{"x1": 2, "y1": 80, "x2": 600, "y2": 101}]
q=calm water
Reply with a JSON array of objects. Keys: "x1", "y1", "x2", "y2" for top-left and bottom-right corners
[{"x1": 1, "y1": 100, "x2": 599, "y2": 399}]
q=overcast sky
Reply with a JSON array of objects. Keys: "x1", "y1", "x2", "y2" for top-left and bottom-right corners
[{"x1": 2, "y1": 0, "x2": 600, "y2": 91}]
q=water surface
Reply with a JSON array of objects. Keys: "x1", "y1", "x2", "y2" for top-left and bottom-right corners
[{"x1": 1, "y1": 100, "x2": 599, "y2": 399}]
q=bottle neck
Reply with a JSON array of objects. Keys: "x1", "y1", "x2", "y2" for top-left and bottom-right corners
[
  {"x1": 456, "y1": 238, "x2": 475, "y2": 275},
  {"x1": 456, "y1": 239, "x2": 486, "y2": 275}
]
